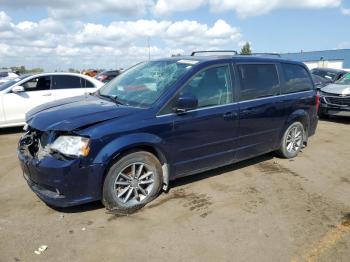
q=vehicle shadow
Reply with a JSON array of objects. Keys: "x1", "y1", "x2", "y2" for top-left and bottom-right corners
[
  {"x1": 54, "y1": 153, "x2": 274, "y2": 213},
  {"x1": 49, "y1": 201, "x2": 104, "y2": 214},
  {"x1": 320, "y1": 116, "x2": 350, "y2": 124},
  {"x1": 0, "y1": 126, "x2": 23, "y2": 135},
  {"x1": 170, "y1": 153, "x2": 273, "y2": 189}
]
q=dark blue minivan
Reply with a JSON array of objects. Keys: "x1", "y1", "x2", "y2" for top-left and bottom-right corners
[{"x1": 18, "y1": 53, "x2": 319, "y2": 213}]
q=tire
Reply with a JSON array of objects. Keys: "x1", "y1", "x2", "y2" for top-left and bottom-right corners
[
  {"x1": 102, "y1": 151, "x2": 163, "y2": 214},
  {"x1": 277, "y1": 122, "x2": 305, "y2": 159}
]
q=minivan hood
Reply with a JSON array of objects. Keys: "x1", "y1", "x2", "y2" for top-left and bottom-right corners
[
  {"x1": 26, "y1": 95, "x2": 136, "y2": 132},
  {"x1": 321, "y1": 84, "x2": 350, "y2": 95}
]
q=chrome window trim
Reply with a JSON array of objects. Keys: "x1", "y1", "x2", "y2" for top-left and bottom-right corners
[{"x1": 156, "y1": 90, "x2": 313, "y2": 118}]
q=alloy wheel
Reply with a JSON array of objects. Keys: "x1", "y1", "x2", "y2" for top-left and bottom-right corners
[{"x1": 114, "y1": 162, "x2": 155, "y2": 205}]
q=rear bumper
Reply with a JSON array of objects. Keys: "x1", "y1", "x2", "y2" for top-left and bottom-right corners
[{"x1": 18, "y1": 151, "x2": 105, "y2": 207}]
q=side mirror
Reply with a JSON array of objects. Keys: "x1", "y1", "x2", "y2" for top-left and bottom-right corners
[
  {"x1": 12, "y1": 85, "x2": 25, "y2": 93},
  {"x1": 174, "y1": 93, "x2": 198, "y2": 113}
]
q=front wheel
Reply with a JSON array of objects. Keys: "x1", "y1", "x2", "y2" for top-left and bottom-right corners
[
  {"x1": 277, "y1": 122, "x2": 305, "y2": 159},
  {"x1": 102, "y1": 151, "x2": 163, "y2": 214}
]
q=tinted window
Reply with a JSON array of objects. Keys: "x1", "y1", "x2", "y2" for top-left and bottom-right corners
[
  {"x1": 238, "y1": 64, "x2": 279, "y2": 101},
  {"x1": 282, "y1": 63, "x2": 313, "y2": 94},
  {"x1": 82, "y1": 79, "x2": 95, "y2": 88},
  {"x1": 22, "y1": 76, "x2": 51, "y2": 92},
  {"x1": 0, "y1": 72, "x2": 8, "y2": 77},
  {"x1": 52, "y1": 75, "x2": 82, "y2": 89},
  {"x1": 161, "y1": 66, "x2": 233, "y2": 114}
]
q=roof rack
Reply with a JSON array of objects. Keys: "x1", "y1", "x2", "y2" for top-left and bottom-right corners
[
  {"x1": 249, "y1": 53, "x2": 281, "y2": 57},
  {"x1": 191, "y1": 50, "x2": 238, "y2": 56}
]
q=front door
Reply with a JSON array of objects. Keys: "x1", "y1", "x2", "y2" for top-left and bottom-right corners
[
  {"x1": 160, "y1": 65, "x2": 239, "y2": 177},
  {"x1": 3, "y1": 75, "x2": 54, "y2": 124}
]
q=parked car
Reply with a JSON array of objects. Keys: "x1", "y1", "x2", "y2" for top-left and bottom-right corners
[
  {"x1": 18, "y1": 54, "x2": 318, "y2": 214},
  {"x1": 319, "y1": 72, "x2": 350, "y2": 118},
  {"x1": 312, "y1": 74, "x2": 332, "y2": 89},
  {"x1": 95, "y1": 70, "x2": 121, "y2": 83},
  {"x1": 0, "y1": 73, "x2": 103, "y2": 128},
  {"x1": 0, "y1": 71, "x2": 19, "y2": 84},
  {"x1": 310, "y1": 68, "x2": 347, "y2": 83}
]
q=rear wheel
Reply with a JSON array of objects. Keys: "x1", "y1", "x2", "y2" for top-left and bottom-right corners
[
  {"x1": 277, "y1": 122, "x2": 305, "y2": 159},
  {"x1": 102, "y1": 151, "x2": 163, "y2": 214}
]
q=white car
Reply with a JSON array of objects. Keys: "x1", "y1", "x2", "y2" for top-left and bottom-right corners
[
  {"x1": 0, "y1": 72, "x2": 19, "y2": 84},
  {"x1": 0, "y1": 72, "x2": 104, "y2": 128}
]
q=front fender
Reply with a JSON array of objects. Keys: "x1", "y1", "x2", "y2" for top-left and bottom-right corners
[{"x1": 92, "y1": 132, "x2": 166, "y2": 165}]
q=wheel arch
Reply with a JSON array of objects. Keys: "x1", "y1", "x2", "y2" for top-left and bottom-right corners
[
  {"x1": 93, "y1": 133, "x2": 171, "y2": 192},
  {"x1": 281, "y1": 109, "x2": 310, "y2": 144}
]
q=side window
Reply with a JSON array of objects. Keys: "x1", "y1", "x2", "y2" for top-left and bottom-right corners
[
  {"x1": 238, "y1": 64, "x2": 279, "y2": 101},
  {"x1": 52, "y1": 75, "x2": 82, "y2": 89},
  {"x1": 281, "y1": 63, "x2": 313, "y2": 94},
  {"x1": 0, "y1": 72, "x2": 8, "y2": 77},
  {"x1": 161, "y1": 65, "x2": 233, "y2": 114},
  {"x1": 22, "y1": 76, "x2": 51, "y2": 92},
  {"x1": 81, "y1": 78, "x2": 95, "y2": 88}
]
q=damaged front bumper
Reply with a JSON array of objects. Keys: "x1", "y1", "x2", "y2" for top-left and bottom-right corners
[{"x1": 18, "y1": 128, "x2": 105, "y2": 207}]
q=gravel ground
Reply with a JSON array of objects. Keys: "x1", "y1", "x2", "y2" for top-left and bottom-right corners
[{"x1": 0, "y1": 117, "x2": 349, "y2": 262}]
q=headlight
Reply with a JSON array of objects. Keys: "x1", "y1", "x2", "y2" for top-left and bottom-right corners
[{"x1": 50, "y1": 136, "x2": 90, "y2": 157}]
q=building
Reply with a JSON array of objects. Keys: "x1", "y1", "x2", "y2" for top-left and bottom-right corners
[{"x1": 280, "y1": 49, "x2": 350, "y2": 71}]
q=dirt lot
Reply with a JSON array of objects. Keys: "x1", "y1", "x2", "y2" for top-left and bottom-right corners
[{"x1": 0, "y1": 118, "x2": 350, "y2": 262}]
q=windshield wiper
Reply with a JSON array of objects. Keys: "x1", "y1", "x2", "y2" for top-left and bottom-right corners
[{"x1": 97, "y1": 91, "x2": 124, "y2": 105}]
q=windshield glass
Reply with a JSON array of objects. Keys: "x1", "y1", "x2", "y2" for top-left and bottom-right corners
[
  {"x1": 99, "y1": 60, "x2": 196, "y2": 107},
  {"x1": 312, "y1": 70, "x2": 337, "y2": 81},
  {"x1": 335, "y1": 73, "x2": 350, "y2": 85},
  {"x1": 0, "y1": 75, "x2": 29, "y2": 91}
]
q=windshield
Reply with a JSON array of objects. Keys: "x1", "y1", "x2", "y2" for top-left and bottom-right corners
[
  {"x1": 335, "y1": 73, "x2": 350, "y2": 85},
  {"x1": 0, "y1": 75, "x2": 29, "y2": 91},
  {"x1": 98, "y1": 60, "x2": 196, "y2": 107},
  {"x1": 312, "y1": 70, "x2": 338, "y2": 81}
]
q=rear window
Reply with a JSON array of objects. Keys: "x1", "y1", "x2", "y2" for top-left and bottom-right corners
[
  {"x1": 282, "y1": 63, "x2": 313, "y2": 94},
  {"x1": 238, "y1": 64, "x2": 280, "y2": 101},
  {"x1": 52, "y1": 75, "x2": 82, "y2": 89},
  {"x1": 82, "y1": 79, "x2": 95, "y2": 88}
]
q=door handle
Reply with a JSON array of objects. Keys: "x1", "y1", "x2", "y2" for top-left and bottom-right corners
[
  {"x1": 42, "y1": 93, "x2": 52, "y2": 96},
  {"x1": 223, "y1": 111, "x2": 238, "y2": 120}
]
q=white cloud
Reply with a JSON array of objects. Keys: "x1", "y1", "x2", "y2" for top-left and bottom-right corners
[
  {"x1": 0, "y1": 0, "x2": 153, "y2": 19},
  {"x1": 0, "y1": 11, "x2": 241, "y2": 70},
  {"x1": 153, "y1": 0, "x2": 341, "y2": 17},
  {"x1": 154, "y1": 0, "x2": 206, "y2": 16},
  {"x1": 0, "y1": 0, "x2": 342, "y2": 18},
  {"x1": 341, "y1": 7, "x2": 350, "y2": 15}
]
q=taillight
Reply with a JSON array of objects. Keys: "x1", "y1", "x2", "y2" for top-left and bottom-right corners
[{"x1": 315, "y1": 93, "x2": 320, "y2": 113}]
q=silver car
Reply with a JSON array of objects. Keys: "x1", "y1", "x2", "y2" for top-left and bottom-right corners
[{"x1": 319, "y1": 72, "x2": 350, "y2": 117}]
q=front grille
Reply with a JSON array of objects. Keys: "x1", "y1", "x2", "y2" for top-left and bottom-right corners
[{"x1": 325, "y1": 96, "x2": 350, "y2": 106}]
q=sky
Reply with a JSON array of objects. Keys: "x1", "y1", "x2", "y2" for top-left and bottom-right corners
[{"x1": 0, "y1": 0, "x2": 349, "y2": 71}]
